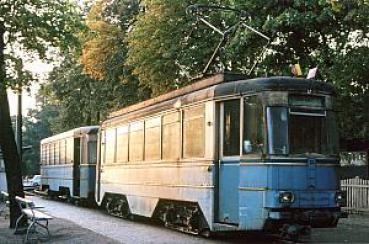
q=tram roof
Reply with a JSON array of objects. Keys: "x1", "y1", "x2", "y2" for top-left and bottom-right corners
[
  {"x1": 214, "y1": 75, "x2": 336, "y2": 97},
  {"x1": 105, "y1": 73, "x2": 336, "y2": 123},
  {"x1": 41, "y1": 126, "x2": 99, "y2": 144}
]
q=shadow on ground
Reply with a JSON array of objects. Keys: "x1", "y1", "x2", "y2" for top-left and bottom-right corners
[{"x1": 0, "y1": 212, "x2": 119, "y2": 244}]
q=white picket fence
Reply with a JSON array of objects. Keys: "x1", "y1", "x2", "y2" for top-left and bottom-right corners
[{"x1": 341, "y1": 177, "x2": 369, "y2": 211}]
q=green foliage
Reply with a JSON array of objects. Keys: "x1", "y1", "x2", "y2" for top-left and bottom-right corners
[
  {"x1": 81, "y1": 1, "x2": 123, "y2": 81},
  {"x1": 39, "y1": 0, "x2": 368, "y2": 140},
  {"x1": 80, "y1": 0, "x2": 147, "y2": 103},
  {"x1": 42, "y1": 55, "x2": 100, "y2": 132},
  {"x1": 42, "y1": 56, "x2": 146, "y2": 134},
  {"x1": 126, "y1": 0, "x2": 226, "y2": 95},
  {"x1": 126, "y1": 0, "x2": 369, "y2": 138},
  {"x1": 22, "y1": 105, "x2": 58, "y2": 175},
  {"x1": 330, "y1": 46, "x2": 369, "y2": 139},
  {"x1": 41, "y1": 0, "x2": 149, "y2": 134}
]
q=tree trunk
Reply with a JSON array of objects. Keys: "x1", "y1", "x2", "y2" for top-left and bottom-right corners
[{"x1": 0, "y1": 21, "x2": 25, "y2": 228}]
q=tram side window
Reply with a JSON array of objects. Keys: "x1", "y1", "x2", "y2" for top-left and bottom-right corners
[
  {"x1": 267, "y1": 107, "x2": 289, "y2": 155},
  {"x1": 116, "y1": 125, "x2": 129, "y2": 163},
  {"x1": 46, "y1": 144, "x2": 49, "y2": 165},
  {"x1": 106, "y1": 128, "x2": 117, "y2": 164},
  {"x1": 88, "y1": 141, "x2": 97, "y2": 164},
  {"x1": 44, "y1": 144, "x2": 48, "y2": 165},
  {"x1": 50, "y1": 143, "x2": 55, "y2": 165},
  {"x1": 66, "y1": 138, "x2": 74, "y2": 164},
  {"x1": 48, "y1": 144, "x2": 52, "y2": 165},
  {"x1": 183, "y1": 105, "x2": 205, "y2": 158},
  {"x1": 223, "y1": 100, "x2": 240, "y2": 156},
  {"x1": 243, "y1": 96, "x2": 264, "y2": 154},
  {"x1": 60, "y1": 139, "x2": 66, "y2": 165},
  {"x1": 54, "y1": 141, "x2": 59, "y2": 165},
  {"x1": 162, "y1": 112, "x2": 181, "y2": 160},
  {"x1": 55, "y1": 142, "x2": 59, "y2": 164},
  {"x1": 45, "y1": 144, "x2": 48, "y2": 165},
  {"x1": 145, "y1": 117, "x2": 161, "y2": 161},
  {"x1": 129, "y1": 121, "x2": 144, "y2": 162}
]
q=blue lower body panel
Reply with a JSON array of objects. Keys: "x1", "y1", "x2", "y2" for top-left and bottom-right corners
[
  {"x1": 80, "y1": 165, "x2": 96, "y2": 199},
  {"x1": 41, "y1": 164, "x2": 96, "y2": 200},
  {"x1": 216, "y1": 159, "x2": 342, "y2": 231},
  {"x1": 218, "y1": 162, "x2": 239, "y2": 224}
]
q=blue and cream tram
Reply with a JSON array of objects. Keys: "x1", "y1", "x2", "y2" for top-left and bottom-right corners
[
  {"x1": 96, "y1": 73, "x2": 344, "y2": 237},
  {"x1": 40, "y1": 126, "x2": 99, "y2": 201}
]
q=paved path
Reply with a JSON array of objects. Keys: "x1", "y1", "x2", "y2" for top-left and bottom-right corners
[
  {"x1": 7, "y1": 195, "x2": 369, "y2": 243},
  {"x1": 30, "y1": 196, "x2": 217, "y2": 244},
  {"x1": 0, "y1": 209, "x2": 119, "y2": 244},
  {"x1": 29, "y1": 195, "x2": 279, "y2": 243}
]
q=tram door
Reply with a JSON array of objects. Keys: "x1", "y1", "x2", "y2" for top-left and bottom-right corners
[
  {"x1": 217, "y1": 100, "x2": 240, "y2": 224},
  {"x1": 73, "y1": 138, "x2": 81, "y2": 197}
]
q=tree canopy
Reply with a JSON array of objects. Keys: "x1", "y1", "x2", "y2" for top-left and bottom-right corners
[
  {"x1": 31, "y1": 0, "x2": 369, "y2": 167},
  {"x1": 125, "y1": 0, "x2": 369, "y2": 136}
]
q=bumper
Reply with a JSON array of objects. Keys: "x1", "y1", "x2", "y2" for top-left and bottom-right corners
[{"x1": 267, "y1": 208, "x2": 342, "y2": 228}]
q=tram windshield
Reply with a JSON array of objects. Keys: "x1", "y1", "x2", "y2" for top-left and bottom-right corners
[{"x1": 267, "y1": 107, "x2": 339, "y2": 157}]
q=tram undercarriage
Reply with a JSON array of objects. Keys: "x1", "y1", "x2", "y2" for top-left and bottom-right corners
[{"x1": 102, "y1": 194, "x2": 209, "y2": 235}]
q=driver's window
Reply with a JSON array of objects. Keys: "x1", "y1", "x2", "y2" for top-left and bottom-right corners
[{"x1": 243, "y1": 96, "x2": 264, "y2": 154}]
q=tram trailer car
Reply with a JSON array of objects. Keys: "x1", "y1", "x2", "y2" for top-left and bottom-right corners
[
  {"x1": 40, "y1": 126, "x2": 99, "y2": 201},
  {"x1": 96, "y1": 73, "x2": 344, "y2": 237}
]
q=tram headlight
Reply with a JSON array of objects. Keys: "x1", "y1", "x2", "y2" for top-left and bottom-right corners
[
  {"x1": 335, "y1": 191, "x2": 346, "y2": 206},
  {"x1": 279, "y1": 191, "x2": 295, "y2": 204}
]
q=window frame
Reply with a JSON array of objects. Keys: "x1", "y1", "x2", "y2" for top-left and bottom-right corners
[
  {"x1": 266, "y1": 106, "x2": 289, "y2": 156},
  {"x1": 162, "y1": 111, "x2": 181, "y2": 161},
  {"x1": 129, "y1": 120, "x2": 145, "y2": 162},
  {"x1": 144, "y1": 116, "x2": 161, "y2": 161},
  {"x1": 87, "y1": 140, "x2": 98, "y2": 164},
  {"x1": 219, "y1": 98, "x2": 242, "y2": 160},
  {"x1": 105, "y1": 128, "x2": 117, "y2": 164},
  {"x1": 182, "y1": 104, "x2": 206, "y2": 159},
  {"x1": 242, "y1": 95, "x2": 266, "y2": 157},
  {"x1": 116, "y1": 124, "x2": 129, "y2": 163}
]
